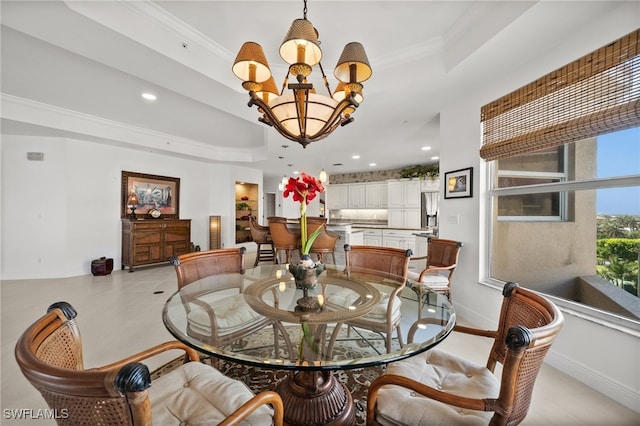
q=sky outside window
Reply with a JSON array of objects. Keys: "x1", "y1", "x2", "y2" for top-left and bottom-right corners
[{"x1": 596, "y1": 127, "x2": 640, "y2": 215}]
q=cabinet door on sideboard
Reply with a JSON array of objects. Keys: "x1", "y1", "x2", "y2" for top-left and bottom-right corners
[
  {"x1": 163, "y1": 220, "x2": 191, "y2": 259},
  {"x1": 122, "y1": 219, "x2": 191, "y2": 272}
]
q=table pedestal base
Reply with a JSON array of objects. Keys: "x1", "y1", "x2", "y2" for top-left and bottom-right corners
[{"x1": 275, "y1": 370, "x2": 354, "y2": 426}]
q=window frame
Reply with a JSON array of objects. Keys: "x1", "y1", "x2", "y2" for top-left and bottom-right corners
[
  {"x1": 486, "y1": 167, "x2": 640, "y2": 332},
  {"x1": 496, "y1": 145, "x2": 569, "y2": 221}
]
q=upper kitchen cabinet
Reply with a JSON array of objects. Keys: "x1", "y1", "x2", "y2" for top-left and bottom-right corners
[
  {"x1": 327, "y1": 184, "x2": 350, "y2": 210},
  {"x1": 365, "y1": 183, "x2": 388, "y2": 208},
  {"x1": 348, "y1": 184, "x2": 366, "y2": 208},
  {"x1": 388, "y1": 180, "x2": 421, "y2": 209}
]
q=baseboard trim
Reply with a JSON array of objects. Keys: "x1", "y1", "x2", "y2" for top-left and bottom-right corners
[{"x1": 544, "y1": 350, "x2": 640, "y2": 414}]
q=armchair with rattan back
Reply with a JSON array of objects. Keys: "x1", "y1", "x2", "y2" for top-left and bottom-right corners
[
  {"x1": 15, "y1": 302, "x2": 284, "y2": 426},
  {"x1": 171, "y1": 247, "x2": 246, "y2": 290},
  {"x1": 326, "y1": 244, "x2": 413, "y2": 353},
  {"x1": 408, "y1": 237, "x2": 462, "y2": 307},
  {"x1": 170, "y1": 247, "x2": 275, "y2": 349},
  {"x1": 367, "y1": 282, "x2": 564, "y2": 426}
]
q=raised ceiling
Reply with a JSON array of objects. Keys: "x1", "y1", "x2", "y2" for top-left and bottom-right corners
[{"x1": 0, "y1": 1, "x2": 626, "y2": 179}]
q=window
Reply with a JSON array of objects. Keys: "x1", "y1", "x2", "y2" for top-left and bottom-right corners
[
  {"x1": 496, "y1": 146, "x2": 568, "y2": 220},
  {"x1": 489, "y1": 129, "x2": 640, "y2": 323},
  {"x1": 482, "y1": 29, "x2": 640, "y2": 325}
]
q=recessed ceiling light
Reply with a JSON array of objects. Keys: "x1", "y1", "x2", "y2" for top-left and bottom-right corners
[
  {"x1": 352, "y1": 155, "x2": 360, "y2": 159},
  {"x1": 369, "y1": 163, "x2": 376, "y2": 167},
  {"x1": 142, "y1": 93, "x2": 157, "y2": 101},
  {"x1": 431, "y1": 156, "x2": 439, "y2": 160},
  {"x1": 421, "y1": 146, "x2": 431, "y2": 151}
]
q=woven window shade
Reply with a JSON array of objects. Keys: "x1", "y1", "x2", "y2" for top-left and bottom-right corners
[{"x1": 480, "y1": 29, "x2": 640, "y2": 161}]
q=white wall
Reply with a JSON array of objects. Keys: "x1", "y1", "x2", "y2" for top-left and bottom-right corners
[
  {"x1": 1, "y1": 135, "x2": 262, "y2": 279},
  {"x1": 436, "y1": 4, "x2": 640, "y2": 412}
]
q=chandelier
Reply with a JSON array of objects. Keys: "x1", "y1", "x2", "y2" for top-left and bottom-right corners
[{"x1": 232, "y1": 0, "x2": 372, "y2": 148}]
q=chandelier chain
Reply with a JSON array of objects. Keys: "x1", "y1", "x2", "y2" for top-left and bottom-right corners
[{"x1": 303, "y1": 0, "x2": 308, "y2": 19}]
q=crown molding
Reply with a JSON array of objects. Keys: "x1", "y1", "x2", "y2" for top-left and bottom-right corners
[{"x1": 1, "y1": 94, "x2": 267, "y2": 163}]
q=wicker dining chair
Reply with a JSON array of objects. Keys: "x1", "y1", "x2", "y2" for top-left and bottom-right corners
[
  {"x1": 172, "y1": 247, "x2": 247, "y2": 290},
  {"x1": 326, "y1": 244, "x2": 413, "y2": 353},
  {"x1": 170, "y1": 248, "x2": 275, "y2": 350},
  {"x1": 249, "y1": 216, "x2": 275, "y2": 266},
  {"x1": 408, "y1": 237, "x2": 462, "y2": 315},
  {"x1": 367, "y1": 282, "x2": 564, "y2": 426},
  {"x1": 268, "y1": 216, "x2": 301, "y2": 264},
  {"x1": 305, "y1": 216, "x2": 339, "y2": 264},
  {"x1": 15, "y1": 302, "x2": 284, "y2": 426}
]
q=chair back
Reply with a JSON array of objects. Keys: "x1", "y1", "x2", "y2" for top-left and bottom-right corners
[
  {"x1": 172, "y1": 248, "x2": 246, "y2": 289},
  {"x1": 268, "y1": 217, "x2": 300, "y2": 249},
  {"x1": 15, "y1": 302, "x2": 150, "y2": 426},
  {"x1": 488, "y1": 283, "x2": 564, "y2": 425},
  {"x1": 306, "y1": 217, "x2": 338, "y2": 259},
  {"x1": 426, "y1": 237, "x2": 462, "y2": 279},
  {"x1": 344, "y1": 244, "x2": 412, "y2": 280},
  {"x1": 249, "y1": 216, "x2": 271, "y2": 243}
]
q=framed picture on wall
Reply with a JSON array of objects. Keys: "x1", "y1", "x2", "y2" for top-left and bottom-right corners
[
  {"x1": 121, "y1": 171, "x2": 180, "y2": 219},
  {"x1": 444, "y1": 167, "x2": 473, "y2": 199}
]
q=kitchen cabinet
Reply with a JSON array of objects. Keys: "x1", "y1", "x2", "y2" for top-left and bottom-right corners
[
  {"x1": 349, "y1": 230, "x2": 364, "y2": 245},
  {"x1": 121, "y1": 219, "x2": 191, "y2": 272},
  {"x1": 362, "y1": 229, "x2": 383, "y2": 246},
  {"x1": 382, "y1": 229, "x2": 416, "y2": 253},
  {"x1": 327, "y1": 184, "x2": 349, "y2": 210},
  {"x1": 388, "y1": 180, "x2": 421, "y2": 209},
  {"x1": 348, "y1": 184, "x2": 366, "y2": 208},
  {"x1": 365, "y1": 183, "x2": 388, "y2": 208},
  {"x1": 388, "y1": 209, "x2": 421, "y2": 229},
  {"x1": 414, "y1": 234, "x2": 434, "y2": 257}
]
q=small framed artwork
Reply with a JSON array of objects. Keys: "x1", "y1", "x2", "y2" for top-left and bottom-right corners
[
  {"x1": 121, "y1": 171, "x2": 180, "y2": 219},
  {"x1": 444, "y1": 167, "x2": 473, "y2": 199}
]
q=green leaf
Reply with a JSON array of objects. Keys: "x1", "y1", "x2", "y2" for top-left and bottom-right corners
[{"x1": 301, "y1": 223, "x2": 325, "y2": 255}]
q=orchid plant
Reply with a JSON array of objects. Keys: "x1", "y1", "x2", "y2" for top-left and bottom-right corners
[{"x1": 283, "y1": 173, "x2": 326, "y2": 262}]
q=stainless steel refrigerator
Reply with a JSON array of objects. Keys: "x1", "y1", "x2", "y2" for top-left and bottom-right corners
[{"x1": 421, "y1": 191, "x2": 439, "y2": 228}]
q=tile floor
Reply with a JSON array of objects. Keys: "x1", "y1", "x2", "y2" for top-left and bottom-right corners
[{"x1": 2, "y1": 255, "x2": 639, "y2": 425}]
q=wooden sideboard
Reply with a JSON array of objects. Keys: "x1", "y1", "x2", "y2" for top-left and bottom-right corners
[{"x1": 122, "y1": 219, "x2": 191, "y2": 272}]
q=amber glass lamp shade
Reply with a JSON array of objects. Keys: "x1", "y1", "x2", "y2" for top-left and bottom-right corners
[{"x1": 127, "y1": 193, "x2": 140, "y2": 220}]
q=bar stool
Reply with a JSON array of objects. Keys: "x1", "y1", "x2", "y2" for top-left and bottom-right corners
[
  {"x1": 306, "y1": 217, "x2": 339, "y2": 264},
  {"x1": 249, "y1": 216, "x2": 275, "y2": 266},
  {"x1": 268, "y1": 217, "x2": 300, "y2": 264}
]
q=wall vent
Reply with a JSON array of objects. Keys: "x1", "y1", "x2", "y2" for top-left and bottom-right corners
[{"x1": 27, "y1": 152, "x2": 44, "y2": 161}]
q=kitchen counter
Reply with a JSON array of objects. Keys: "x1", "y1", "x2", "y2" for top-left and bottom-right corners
[{"x1": 333, "y1": 222, "x2": 432, "y2": 232}]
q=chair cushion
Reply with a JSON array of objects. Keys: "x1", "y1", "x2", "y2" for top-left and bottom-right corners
[
  {"x1": 150, "y1": 361, "x2": 273, "y2": 425},
  {"x1": 325, "y1": 290, "x2": 402, "y2": 323},
  {"x1": 375, "y1": 349, "x2": 499, "y2": 426},
  {"x1": 407, "y1": 271, "x2": 450, "y2": 289},
  {"x1": 187, "y1": 293, "x2": 266, "y2": 335}
]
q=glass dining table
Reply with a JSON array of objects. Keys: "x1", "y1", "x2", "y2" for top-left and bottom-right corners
[{"x1": 162, "y1": 263, "x2": 455, "y2": 425}]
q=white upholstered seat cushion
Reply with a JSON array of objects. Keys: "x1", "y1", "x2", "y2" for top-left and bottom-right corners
[
  {"x1": 325, "y1": 289, "x2": 402, "y2": 323},
  {"x1": 150, "y1": 361, "x2": 273, "y2": 426},
  {"x1": 406, "y1": 271, "x2": 450, "y2": 289},
  {"x1": 374, "y1": 349, "x2": 500, "y2": 426},
  {"x1": 186, "y1": 293, "x2": 265, "y2": 335}
]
